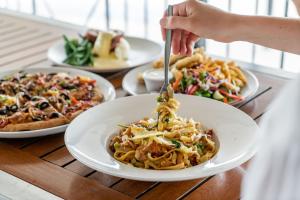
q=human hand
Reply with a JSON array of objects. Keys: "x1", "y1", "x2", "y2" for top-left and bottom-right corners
[
  {"x1": 293, "y1": 0, "x2": 300, "y2": 14},
  {"x1": 160, "y1": 0, "x2": 233, "y2": 55}
]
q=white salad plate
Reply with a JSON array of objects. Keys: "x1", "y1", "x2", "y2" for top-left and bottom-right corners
[
  {"x1": 65, "y1": 94, "x2": 259, "y2": 182},
  {"x1": 0, "y1": 67, "x2": 116, "y2": 138},
  {"x1": 48, "y1": 36, "x2": 162, "y2": 73},
  {"x1": 123, "y1": 63, "x2": 259, "y2": 106}
]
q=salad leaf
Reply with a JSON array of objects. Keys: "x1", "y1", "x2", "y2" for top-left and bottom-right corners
[
  {"x1": 201, "y1": 91, "x2": 212, "y2": 98},
  {"x1": 199, "y1": 72, "x2": 207, "y2": 81}
]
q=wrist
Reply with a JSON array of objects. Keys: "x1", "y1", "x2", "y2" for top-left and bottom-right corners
[{"x1": 217, "y1": 13, "x2": 247, "y2": 43}]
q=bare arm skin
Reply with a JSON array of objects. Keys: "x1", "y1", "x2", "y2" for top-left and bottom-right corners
[{"x1": 160, "y1": 0, "x2": 300, "y2": 55}]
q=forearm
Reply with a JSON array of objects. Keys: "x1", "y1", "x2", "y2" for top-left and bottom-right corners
[
  {"x1": 228, "y1": 15, "x2": 300, "y2": 54},
  {"x1": 293, "y1": 0, "x2": 300, "y2": 14}
]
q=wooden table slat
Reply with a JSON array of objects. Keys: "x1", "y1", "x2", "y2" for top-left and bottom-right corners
[
  {"x1": 1, "y1": 138, "x2": 40, "y2": 149},
  {"x1": 139, "y1": 179, "x2": 204, "y2": 200},
  {"x1": 112, "y1": 180, "x2": 156, "y2": 198},
  {"x1": 22, "y1": 134, "x2": 65, "y2": 157},
  {"x1": 42, "y1": 146, "x2": 74, "y2": 166},
  {"x1": 88, "y1": 172, "x2": 123, "y2": 188},
  {"x1": 2, "y1": 52, "x2": 47, "y2": 70},
  {"x1": 184, "y1": 167, "x2": 244, "y2": 200},
  {"x1": 0, "y1": 21, "x2": 15, "y2": 28},
  {"x1": 0, "y1": 25, "x2": 26, "y2": 36},
  {"x1": 0, "y1": 39, "x2": 57, "y2": 67},
  {"x1": 0, "y1": 27, "x2": 35, "y2": 42},
  {"x1": 64, "y1": 160, "x2": 95, "y2": 177},
  {"x1": 0, "y1": 143, "x2": 132, "y2": 200},
  {"x1": 0, "y1": 33, "x2": 60, "y2": 57},
  {"x1": 0, "y1": 30, "x2": 48, "y2": 49}
]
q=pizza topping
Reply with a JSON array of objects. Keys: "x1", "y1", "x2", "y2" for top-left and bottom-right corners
[
  {"x1": 49, "y1": 112, "x2": 60, "y2": 119},
  {"x1": 0, "y1": 82, "x2": 18, "y2": 95},
  {"x1": 21, "y1": 92, "x2": 31, "y2": 100},
  {"x1": 60, "y1": 92, "x2": 70, "y2": 100},
  {"x1": 0, "y1": 95, "x2": 17, "y2": 107},
  {"x1": 0, "y1": 118, "x2": 8, "y2": 128},
  {"x1": 0, "y1": 107, "x2": 7, "y2": 115},
  {"x1": 78, "y1": 76, "x2": 96, "y2": 85},
  {"x1": 9, "y1": 104, "x2": 18, "y2": 113},
  {"x1": 71, "y1": 97, "x2": 79, "y2": 105},
  {"x1": 38, "y1": 101, "x2": 50, "y2": 110},
  {"x1": 59, "y1": 81, "x2": 76, "y2": 90},
  {"x1": 31, "y1": 96, "x2": 43, "y2": 101},
  {"x1": 45, "y1": 89, "x2": 59, "y2": 96},
  {"x1": 29, "y1": 107, "x2": 46, "y2": 121}
]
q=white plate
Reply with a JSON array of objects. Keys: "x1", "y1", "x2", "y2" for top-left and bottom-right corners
[
  {"x1": 122, "y1": 63, "x2": 259, "y2": 106},
  {"x1": 0, "y1": 67, "x2": 116, "y2": 138},
  {"x1": 65, "y1": 94, "x2": 259, "y2": 182},
  {"x1": 48, "y1": 36, "x2": 162, "y2": 73}
]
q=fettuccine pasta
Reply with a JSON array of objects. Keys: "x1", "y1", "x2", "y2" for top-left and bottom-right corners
[{"x1": 109, "y1": 87, "x2": 217, "y2": 170}]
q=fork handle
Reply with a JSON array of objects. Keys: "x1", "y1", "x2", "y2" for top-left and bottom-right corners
[{"x1": 164, "y1": 5, "x2": 173, "y2": 87}]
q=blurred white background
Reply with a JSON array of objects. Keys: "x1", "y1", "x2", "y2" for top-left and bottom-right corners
[{"x1": 0, "y1": 0, "x2": 299, "y2": 72}]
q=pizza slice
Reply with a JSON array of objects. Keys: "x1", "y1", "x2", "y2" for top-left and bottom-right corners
[
  {"x1": 0, "y1": 96, "x2": 68, "y2": 132},
  {"x1": 41, "y1": 74, "x2": 103, "y2": 120}
]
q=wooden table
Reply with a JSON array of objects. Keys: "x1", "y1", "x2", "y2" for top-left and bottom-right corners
[{"x1": 0, "y1": 10, "x2": 290, "y2": 200}]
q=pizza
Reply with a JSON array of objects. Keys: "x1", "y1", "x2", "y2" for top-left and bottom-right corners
[{"x1": 0, "y1": 72, "x2": 104, "y2": 131}]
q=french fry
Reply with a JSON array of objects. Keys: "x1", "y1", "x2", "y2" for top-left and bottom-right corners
[
  {"x1": 227, "y1": 61, "x2": 237, "y2": 67},
  {"x1": 221, "y1": 82, "x2": 235, "y2": 90},
  {"x1": 175, "y1": 54, "x2": 203, "y2": 69},
  {"x1": 215, "y1": 60, "x2": 225, "y2": 65},
  {"x1": 207, "y1": 65, "x2": 220, "y2": 73},
  {"x1": 217, "y1": 73, "x2": 225, "y2": 80},
  {"x1": 203, "y1": 58, "x2": 213, "y2": 70},
  {"x1": 193, "y1": 47, "x2": 205, "y2": 55},
  {"x1": 222, "y1": 63, "x2": 231, "y2": 83},
  {"x1": 232, "y1": 77, "x2": 244, "y2": 87},
  {"x1": 229, "y1": 65, "x2": 247, "y2": 83},
  {"x1": 152, "y1": 59, "x2": 163, "y2": 68},
  {"x1": 230, "y1": 69, "x2": 238, "y2": 77},
  {"x1": 152, "y1": 54, "x2": 186, "y2": 68},
  {"x1": 170, "y1": 54, "x2": 186, "y2": 64}
]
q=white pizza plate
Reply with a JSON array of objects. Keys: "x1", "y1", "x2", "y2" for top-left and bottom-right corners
[
  {"x1": 122, "y1": 63, "x2": 259, "y2": 106},
  {"x1": 65, "y1": 94, "x2": 259, "y2": 182},
  {"x1": 0, "y1": 67, "x2": 116, "y2": 138},
  {"x1": 48, "y1": 36, "x2": 162, "y2": 73}
]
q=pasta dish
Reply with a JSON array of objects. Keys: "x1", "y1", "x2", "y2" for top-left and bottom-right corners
[{"x1": 109, "y1": 87, "x2": 217, "y2": 170}]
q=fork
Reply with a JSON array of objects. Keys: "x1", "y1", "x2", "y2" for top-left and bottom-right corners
[
  {"x1": 157, "y1": 5, "x2": 173, "y2": 124},
  {"x1": 159, "y1": 5, "x2": 173, "y2": 97}
]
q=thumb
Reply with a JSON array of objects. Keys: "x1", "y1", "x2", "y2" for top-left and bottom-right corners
[{"x1": 160, "y1": 16, "x2": 190, "y2": 30}]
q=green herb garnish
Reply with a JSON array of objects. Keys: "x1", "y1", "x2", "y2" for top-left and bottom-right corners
[
  {"x1": 171, "y1": 140, "x2": 181, "y2": 148},
  {"x1": 196, "y1": 143, "x2": 205, "y2": 154},
  {"x1": 196, "y1": 143, "x2": 205, "y2": 150},
  {"x1": 156, "y1": 96, "x2": 164, "y2": 102}
]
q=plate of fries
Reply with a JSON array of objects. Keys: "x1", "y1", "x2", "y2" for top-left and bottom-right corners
[{"x1": 123, "y1": 48, "x2": 259, "y2": 105}]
